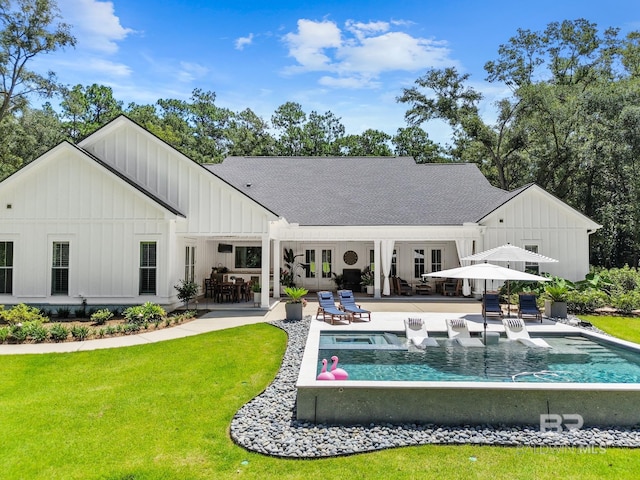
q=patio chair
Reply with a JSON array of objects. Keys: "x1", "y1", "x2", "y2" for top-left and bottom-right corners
[
  {"x1": 482, "y1": 293, "x2": 503, "y2": 318},
  {"x1": 502, "y1": 318, "x2": 550, "y2": 348},
  {"x1": 518, "y1": 294, "x2": 542, "y2": 322},
  {"x1": 337, "y1": 290, "x2": 371, "y2": 321},
  {"x1": 316, "y1": 291, "x2": 351, "y2": 325},
  {"x1": 404, "y1": 317, "x2": 438, "y2": 348},
  {"x1": 393, "y1": 276, "x2": 413, "y2": 296},
  {"x1": 443, "y1": 279, "x2": 461, "y2": 296},
  {"x1": 446, "y1": 318, "x2": 484, "y2": 347}
]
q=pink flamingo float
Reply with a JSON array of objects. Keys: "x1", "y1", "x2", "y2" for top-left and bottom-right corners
[
  {"x1": 330, "y1": 355, "x2": 349, "y2": 380},
  {"x1": 316, "y1": 358, "x2": 335, "y2": 380}
]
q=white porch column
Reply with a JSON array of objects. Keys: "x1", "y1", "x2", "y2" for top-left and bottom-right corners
[
  {"x1": 374, "y1": 239, "x2": 381, "y2": 298},
  {"x1": 261, "y1": 234, "x2": 272, "y2": 308},
  {"x1": 455, "y1": 238, "x2": 474, "y2": 297},
  {"x1": 272, "y1": 238, "x2": 280, "y2": 302}
]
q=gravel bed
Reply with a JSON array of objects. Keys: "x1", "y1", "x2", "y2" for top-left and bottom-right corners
[{"x1": 229, "y1": 316, "x2": 640, "y2": 458}]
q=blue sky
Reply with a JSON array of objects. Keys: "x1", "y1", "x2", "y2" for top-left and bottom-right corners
[{"x1": 32, "y1": 0, "x2": 640, "y2": 144}]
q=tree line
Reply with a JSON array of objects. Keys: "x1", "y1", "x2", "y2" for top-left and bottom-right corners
[{"x1": 1, "y1": 2, "x2": 640, "y2": 269}]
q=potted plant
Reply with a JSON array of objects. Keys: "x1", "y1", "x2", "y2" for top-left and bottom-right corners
[
  {"x1": 283, "y1": 286, "x2": 308, "y2": 320},
  {"x1": 331, "y1": 272, "x2": 344, "y2": 291},
  {"x1": 251, "y1": 282, "x2": 261, "y2": 306},
  {"x1": 360, "y1": 267, "x2": 375, "y2": 295},
  {"x1": 544, "y1": 278, "x2": 570, "y2": 318}
]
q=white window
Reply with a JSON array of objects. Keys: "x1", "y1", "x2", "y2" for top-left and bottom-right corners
[
  {"x1": 140, "y1": 242, "x2": 157, "y2": 295},
  {"x1": 52, "y1": 242, "x2": 70, "y2": 295},
  {"x1": 431, "y1": 249, "x2": 442, "y2": 272},
  {"x1": 414, "y1": 249, "x2": 425, "y2": 278},
  {"x1": 0, "y1": 241, "x2": 13, "y2": 294},
  {"x1": 185, "y1": 246, "x2": 195, "y2": 282},
  {"x1": 524, "y1": 245, "x2": 539, "y2": 274}
]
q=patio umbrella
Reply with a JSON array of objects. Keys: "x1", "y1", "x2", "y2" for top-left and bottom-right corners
[
  {"x1": 461, "y1": 244, "x2": 558, "y2": 316},
  {"x1": 424, "y1": 262, "x2": 550, "y2": 343}
]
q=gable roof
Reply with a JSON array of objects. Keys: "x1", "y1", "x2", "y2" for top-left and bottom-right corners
[{"x1": 208, "y1": 157, "x2": 512, "y2": 226}]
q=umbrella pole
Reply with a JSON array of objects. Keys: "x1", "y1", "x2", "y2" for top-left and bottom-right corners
[{"x1": 483, "y1": 278, "x2": 487, "y2": 345}]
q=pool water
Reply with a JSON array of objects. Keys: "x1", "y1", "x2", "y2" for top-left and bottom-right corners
[{"x1": 318, "y1": 333, "x2": 640, "y2": 383}]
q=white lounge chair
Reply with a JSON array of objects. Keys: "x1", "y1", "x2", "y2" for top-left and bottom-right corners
[
  {"x1": 446, "y1": 318, "x2": 484, "y2": 347},
  {"x1": 404, "y1": 317, "x2": 438, "y2": 348},
  {"x1": 502, "y1": 318, "x2": 551, "y2": 348}
]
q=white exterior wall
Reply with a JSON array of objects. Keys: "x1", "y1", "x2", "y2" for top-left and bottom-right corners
[
  {"x1": 480, "y1": 187, "x2": 599, "y2": 281},
  {"x1": 80, "y1": 119, "x2": 274, "y2": 236},
  {"x1": 0, "y1": 145, "x2": 174, "y2": 304}
]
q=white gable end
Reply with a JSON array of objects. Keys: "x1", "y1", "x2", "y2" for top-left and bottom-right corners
[{"x1": 80, "y1": 117, "x2": 276, "y2": 235}]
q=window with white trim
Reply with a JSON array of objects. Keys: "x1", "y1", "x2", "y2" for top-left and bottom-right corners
[
  {"x1": 414, "y1": 249, "x2": 425, "y2": 278},
  {"x1": 431, "y1": 249, "x2": 442, "y2": 272},
  {"x1": 0, "y1": 241, "x2": 13, "y2": 294},
  {"x1": 524, "y1": 245, "x2": 540, "y2": 274},
  {"x1": 139, "y1": 242, "x2": 157, "y2": 295},
  {"x1": 52, "y1": 242, "x2": 69, "y2": 295},
  {"x1": 184, "y1": 246, "x2": 195, "y2": 282}
]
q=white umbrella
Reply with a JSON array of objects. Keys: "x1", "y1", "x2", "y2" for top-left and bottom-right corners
[
  {"x1": 425, "y1": 263, "x2": 550, "y2": 342},
  {"x1": 461, "y1": 244, "x2": 558, "y2": 316}
]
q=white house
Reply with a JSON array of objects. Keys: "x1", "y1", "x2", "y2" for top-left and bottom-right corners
[{"x1": 0, "y1": 116, "x2": 601, "y2": 310}]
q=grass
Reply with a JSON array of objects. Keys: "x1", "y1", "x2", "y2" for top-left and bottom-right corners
[
  {"x1": 1, "y1": 322, "x2": 639, "y2": 479},
  {"x1": 579, "y1": 314, "x2": 640, "y2": 344}
]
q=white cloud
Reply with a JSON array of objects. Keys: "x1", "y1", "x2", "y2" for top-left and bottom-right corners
[
  {"x1": 176, "y1": 61, "x2": 209, "y2": 83},
  {"x1": 283, "y1": 19, "x2": 342, "y2": 71},
  {"x1": 58, "y1": 0, "x2": 134, "y2": 54},
  {"x1": 283, "y1": 18, "x2": 457, "y2": 89},
  {"x1": 235, "y1": 33, "x2": 254, "y2": 50}
]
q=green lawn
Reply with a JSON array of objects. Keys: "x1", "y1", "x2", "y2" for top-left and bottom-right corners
[
  {"x1": 1, "y1": 322, "x2": 639, "y2": 479},
  {"x1": 579, "y1": 315, "x2": 640, "y2": 344}
]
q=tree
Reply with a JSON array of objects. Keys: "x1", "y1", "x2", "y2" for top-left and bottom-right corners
[
  {"x1": 0, "y1": 0, "x2": 75, "y2": 123},
  {"x1": 60, "y1": 84, "x2": 123, "y2": 141},
  {"x1": 392, "y1": 126, "x2": 444, "y2": 163},
  {"x1": 226, "y1": 108, "x2": 275, "y2": 156},
  {"x1": 271, "y1": 101, "x2": 306, "y2": 156},
  {"x1": 338, "y1": 129, "x2": 392, "y2": 156}
]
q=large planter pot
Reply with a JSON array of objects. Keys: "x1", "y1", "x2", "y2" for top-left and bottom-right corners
[
  {"x1": 366, "y1": 285, "x2": 374, "y2": 295},
  {"x1": 253, "y1": 292, "x2": 261, "y2": 307},
  {"x1": 285, "y1": 302, "x2": 303, "y2": 321},
  {"x1": 544, "y1": 299, "x2": 567, "y2": 319}
]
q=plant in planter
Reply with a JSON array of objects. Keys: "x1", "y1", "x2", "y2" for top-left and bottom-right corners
[
  {"x1": 543, "y1": 277, "x2": 572, "y2": 318},
  {"x1": 251, "y1": 282, "x2": 261, "y2": 305},
  {"x1": 360, "y1": 267, "x2": 375, "y2": 295},
  {"x1": 331, "y1": 272, "x2": 344, "y2": 291},
  {"x1": 283, "y1": 286, "x2": 308, "y2": 320}
]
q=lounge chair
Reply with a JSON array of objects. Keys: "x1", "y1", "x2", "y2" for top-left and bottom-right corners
[
  {"x1": 502, "y1": 318, "x2": 550, "y2": 348},
  {"x1": 446, "y1": 318, "x2": 484, "y2": 347},
  {"x1": 518, "y1": 294, "x2": 542, "y2": 322},
  {"x1": 337, "y1": 290, "x2": 371, "y2": 321},
  {"x1": 404, "y1": 317, "x2": 438, "y2": 348},
  {"x1": 482, "y1": 293, "x2": 503, "y2": 318},
  {"x1": 316, "y1": 291, "x2": 351, "y2": 325},
  {"x1": 393, "y1": 276, "x2": 413, "y2": 296}
]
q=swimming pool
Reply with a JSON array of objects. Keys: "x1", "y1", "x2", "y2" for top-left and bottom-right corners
[
  {"x1": 318, "y1": 333, "x2": 640, "y2": 383},
  {"x1": 296, "y1": 314, "x2": 640, "y2": 426}
]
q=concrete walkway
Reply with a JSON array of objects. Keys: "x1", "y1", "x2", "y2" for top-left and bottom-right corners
[{"x1": 0, "y1": 299, "x2": 483, "y2": 355}]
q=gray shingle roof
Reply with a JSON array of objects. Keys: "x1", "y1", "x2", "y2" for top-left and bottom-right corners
[{"x1": 207, "y1": 157, "x2": 511, "y2": 226}]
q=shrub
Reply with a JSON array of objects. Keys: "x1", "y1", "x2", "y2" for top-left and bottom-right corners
[
  {"x1": 123, "y1": 323, "x2": 140, "y2": 334},
  {"x1": 174, "y1": 279, "x2": 199, "y2": 308},
  {"x1": 123, "y1": 302, "x2": 166, "y2": 325},
  {"x1": 1, "y1": 303, "x2": 46, "y2": 325},
  {"x1": 24, "y1": 321, "x2": 48, "y2": 343},
  {"x1": 566, "y1": 289, "x2": 609, "y2": 314},
  {"x1": 607, "y1": 265, "x2": 640, "y2": 293},
  {"x1": 9, "y1": 324, "x2": 28, "y2": 343},
  {"x1": 91, "y1": 308, "x2": 114, "y2": 325},
  {"x1": 610, "y1": 291, "x2": 640, "y2": 315},
  {"x1": 70, "y1": 325, "x2": 90, "y2": 341},
  {"x1": 73, "y1": 308, "x2": 86, "y2": 319},
  {"x1": 105, "y1": 325, "x2": 117, "y2": 336},
  {"x1": 96, "y1": 328, "x2": 106, "y2": 338},
  {"x1": 0, "y1": 326, "x2": 9, "y2": 343},
  {"x1": 56, "y1": 307, "x2": 70, "y2": 319},
  {"x1": 49, "y1": 323, "x2": 70, "y2": 342}
]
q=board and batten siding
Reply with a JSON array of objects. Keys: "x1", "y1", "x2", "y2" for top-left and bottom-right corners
[
  {"x1": 481, "y1": 187, "x2": 599, "y2": 281},
  {"x1": 0, "y1": 144, "x2": 173, "y2": 302},
  {"x1": 80, "y1": 119, "x2": 274, "y2": 236}
]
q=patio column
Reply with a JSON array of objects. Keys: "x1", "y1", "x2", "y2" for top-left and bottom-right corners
[
  {"x1": 374, "y1": 239, "x2": 381, "y2": 298},
  {"x1": 261, "y1": 235, "x2": 272, "y2": 308},
  {"x1": 455, "y1": 239, "x2": 473, "y2": 296},
  {"x1": 272, "y1": 239, "x2": 280, "y2": 301}
]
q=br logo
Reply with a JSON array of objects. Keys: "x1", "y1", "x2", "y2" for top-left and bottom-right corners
[{"x1": 540, "y1": 414, "x2": 584, "y2": 432}]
